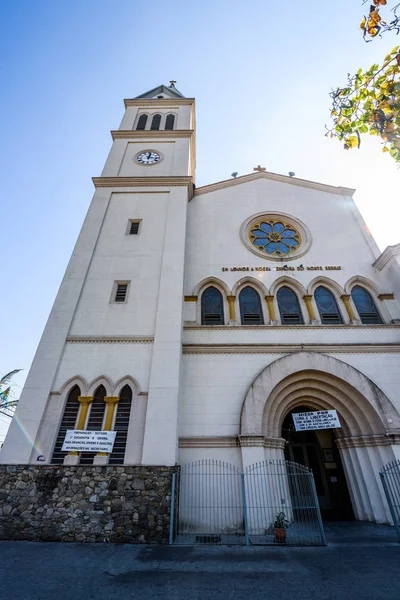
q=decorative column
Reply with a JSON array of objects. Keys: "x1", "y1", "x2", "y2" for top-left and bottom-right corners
[
  {"x1": 227, "y1": 295, "x2": 236, "y2": 321},
  {"x1": 94, "y1": 396, "x2": 120, "y2": 465},
  {"x1": 341, "y1": 295, "x2": 357, "y2": 322},
  {"x1": 64, "y1": 396, "x2": 93, "y2": 465},
  {"x1": 265, "y1": 296, "x2": 276, "y2": 324},
  {"x1": 303, "y1": 295, "x2": 317, "y2": 323}
]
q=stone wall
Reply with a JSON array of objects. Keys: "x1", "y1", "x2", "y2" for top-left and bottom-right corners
[{"x1": 0, "y1": 465, "x2": 177, "y2": 544}]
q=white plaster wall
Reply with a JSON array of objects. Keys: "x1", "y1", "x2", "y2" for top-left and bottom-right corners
[
  {"x1": 178, "y1": 447, "x2": 242, "y2": 469},
  {"x1": 179, "y1": 354, "x2": 280, "y2": 437},
  {"x1": 102, "y1": 138, "x2": 191, "y2": 178},
  {"x1": 182, "y1": 325, "x2": 400, "y2": 345},
  {"x1": 53, "y1": 342, "x2": 153, "y2": 392},
  {"x1": 70, "y1": 191, "x2": 170, "y2": 337},
  {"x1": 179, "y1": 352, "x2": 400, "y2": 438},
  {"x1": 184, "y1": 178, "x2": 392, "y2": 300}
]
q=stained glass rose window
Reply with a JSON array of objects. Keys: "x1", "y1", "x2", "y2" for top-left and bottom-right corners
[{"x1": 249, "y1": 220, "x2": 301, "y2": 257}]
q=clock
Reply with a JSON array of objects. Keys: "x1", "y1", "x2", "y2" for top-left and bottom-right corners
[{"x1": 136, "y1": 150, "x2": 161, "y2": 165}]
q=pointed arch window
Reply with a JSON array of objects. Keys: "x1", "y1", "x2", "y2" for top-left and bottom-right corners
[
  {"x1": 80, "y1": 385, "x2": 107, "y2": 465},
  {"x1": 150, "y1": 114, "x2": 162, "y2": 130},
  {"x1": 239, "y1": 286, "x2": 264, "y2": 325},
  {"x1": 136, "y1": 114, "x2": 148, "y2": 130},
  {"x1": 109, "y1": 385, "x2": 132, "y2": 465},
  {"x1": 201, "y1": 286, "x2": 224, "y2": 325},
  {"x1": 51, "y1": 385, "x2": 81, "y2": 464},
  {"x1": 277, "y1": 286, "x2": 304, "y2": 325},
  {"x1": 351, "y1": 286, "x2": 382, "y2": 324},
  {"x1": 165, "y1": 114, "x2": 175, "y2": 130},
  {"x1": 314, "y1": 286, "x2": 343, "y2": 324}
]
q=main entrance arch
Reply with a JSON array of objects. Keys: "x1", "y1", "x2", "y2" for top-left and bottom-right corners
[{"x1": 240, "y1": 352, "x2": 400, "y2": 524}]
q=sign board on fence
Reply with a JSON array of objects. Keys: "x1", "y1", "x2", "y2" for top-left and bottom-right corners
[
  {"x1": 61, "y1": 430, "x2": 117, "y2": 453},
  {"x1": 292, "y1": 410, "x2": 341, "y2": 432}
]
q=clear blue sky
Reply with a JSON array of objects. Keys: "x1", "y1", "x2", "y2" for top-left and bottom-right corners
[{"x1": 1, "y1": 0, "x2": 399, "y2": 439}]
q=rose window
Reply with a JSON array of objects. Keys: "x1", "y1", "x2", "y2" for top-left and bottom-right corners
[{"x1": 249, "y1": 220, "x2": 301, "y2": 257}]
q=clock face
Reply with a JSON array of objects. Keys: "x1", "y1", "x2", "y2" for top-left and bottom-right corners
[{"x1": 136, "y1": 151, "x2": 161, "y2": 165}]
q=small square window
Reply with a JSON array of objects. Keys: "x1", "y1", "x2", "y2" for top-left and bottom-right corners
[
  {"x1": 114, "y1": 283, "x2": 129, "y2": 303},
  {"x1": 127, "y1": 220, "x2": 141, "y2": 235}
]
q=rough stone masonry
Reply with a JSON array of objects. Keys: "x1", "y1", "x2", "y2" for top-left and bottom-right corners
[{"x1": 0, "y1": 465, "x2": 176, "y2": 543}]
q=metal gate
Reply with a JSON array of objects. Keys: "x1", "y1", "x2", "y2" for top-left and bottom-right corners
[
  {"x1": 174, "y1": 460, "x2": 245, "y2": 544},
  {"x1": 172, "y1": 459, "x2": 325, "y2": 546},
  {"x1": 380, "y1": 459, "x2": 400, "y2": 542}
]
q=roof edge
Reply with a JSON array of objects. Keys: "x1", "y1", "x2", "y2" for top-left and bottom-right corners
[{"x1": 194, "y1": 171, "x2": 355, "y2": 197}]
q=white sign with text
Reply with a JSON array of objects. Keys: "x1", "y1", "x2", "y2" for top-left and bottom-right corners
[
  {"x1": 292, "y1": 410, "x2": 341, "y2": 432},
  {"x1": 61, "y1": 430, "x2": 117, "y2": 453}
]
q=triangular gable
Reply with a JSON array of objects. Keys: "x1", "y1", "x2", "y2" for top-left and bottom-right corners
[
  {"x1": 134, "y1": 84, "x2": 185, "y2": 99},
  {"x1": 194, "y1": 171, "x2": 355, "y2": 197}
]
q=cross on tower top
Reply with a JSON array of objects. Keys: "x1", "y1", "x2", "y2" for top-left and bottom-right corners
[
  {"x1": 169, "y1": 80, "x2": 177, "y2": 87},
  {"x1": 253, "y1": 165, "x2": 266, "y2": 172}
]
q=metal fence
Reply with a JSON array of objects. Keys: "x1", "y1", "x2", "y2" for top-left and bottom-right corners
[
  {"x1": 172, "y1": 459, "x2": 325, "y2": 546},
  {"x1": 380, "y1": 459, "x2": 400, "y2": 542},
  {"x1": 174, "y1": 460, "x2": 245, "y2": 544}
]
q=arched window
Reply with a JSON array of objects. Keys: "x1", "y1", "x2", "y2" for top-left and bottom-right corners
[
  {"x1": 314, "y1": 286, "x2": 343, "y2": 324},
  {"x1": 80, "y1": 385, "x2": 107, "y2": 465},
  {"x1": 136, "y1": 114, "x2": 148, "y2": 130},
  {"x1": 277, "y1": 287, "x2": 304, "y2": 325},
  {"x1": 51, "y1": 385, "x2": 81, "y2": 464},
  {"x1": 239, "y1": 286, "x2": 264, "y2": 325},
  {"x1": 165, "y1": 114, "x2": 175, "y2": 130},
  {"x1": 150, "y1": 114, "x2": 161, "y2": 130},
  {"x1": 109, "y1": 385, "x2": 132, "y2": 465},
  {"x1": 201, "y1": 286, "x2": 224, "y2": 325},
  {"x1": 351, "y1": 286, "x2": 382, "y2": 324}
]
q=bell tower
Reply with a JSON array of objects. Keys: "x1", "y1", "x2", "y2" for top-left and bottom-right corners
[{"x1": 0, "y1": 83, "x2": 195, "y2": 467}]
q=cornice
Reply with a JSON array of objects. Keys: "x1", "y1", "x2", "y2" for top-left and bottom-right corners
[
  {"x1": 179, "y1": 436, "x2": 239, "y2": 448},
  {"x1": 373, "y1": 243, "x2": 400, "y2": 271},
  {"x1": 66, "y1": 336, "x2": 154, "y2": 344},
  {"x1": 124, "y1": 98, "x2": 195, "y2": 108},
  {"x1": 178, "y1": 436, "x2": 286, "y2": 449},
  {"x1": 378, "y1": 293, "x2": 395, "y2": 301},
  {"x1": 183, "y1": 324, "x2": 400, "y2": 330},
  {"x1": 194, "y1": 171, "x2": 355, "y2": 197},
  {"x1": 336, "y1": 433, "x2": 400, "y2": 449},
  {"x1": 111, "y1": 129, "x2": 194, "y2": 140},
  {"x1": 182, "y1": 343, "x2": 400, "y2": 355},
  {"x1": 92, "y1": 176, "x2": 193, "y2": 198}
]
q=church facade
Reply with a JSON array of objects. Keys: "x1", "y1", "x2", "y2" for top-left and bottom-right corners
[{"x1": 2, "y1": 83, "x2": 400, "y2": 525}]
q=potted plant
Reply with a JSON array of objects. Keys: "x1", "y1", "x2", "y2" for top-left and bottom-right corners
[{"x1": 273, "y1": 511, "x2": 289, "y2": 544}]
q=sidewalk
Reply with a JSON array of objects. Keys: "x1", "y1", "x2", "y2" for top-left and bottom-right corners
[{"x1": 0, "y1": 522, "x2": 398, "y2": 600}]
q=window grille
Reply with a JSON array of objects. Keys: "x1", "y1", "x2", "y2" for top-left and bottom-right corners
[
  {"x1": 136, "y1": 114, "x2": 148, "y2": 130},
  {"x1": 165, "y1": 114, "x2": 175, "y2": 130},
  {"x1": 351, "y1": 286, "x2": 382, "y2": 324},
  {"x1": 109, "y1": 385, "x2": 132, "y2": 465},
  {"x1": 150, "y1": 114, "x2": 161, "y2": 130},
  {"x1": 129, "y1": 221, "x2": 140, "y2": 235},
  {"x1": 239, "y1": 286, "x2": 264, "y2": 325},
  {"x1": 201, "y1": 287, "x2": 224, "y2": 325},
  {"x1": 51, "y1": 385, "x2": 81, "y2": 464},
  {"x1": 115, "y1": 284, "x2": 128, "y2": 302},
  {"x1": 80, "y1": 385, "x2": 107, "y2": 465},
  {"x1": 314, "y1": 286, "x2": 343, "y2": 324},
  {"x1": 277, "y1": 287, "x2": 304, "y2": 325}
]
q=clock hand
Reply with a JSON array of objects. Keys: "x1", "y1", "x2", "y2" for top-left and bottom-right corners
[{"x1": 147, "y1": 152, "x2": 151, "y2": 159}]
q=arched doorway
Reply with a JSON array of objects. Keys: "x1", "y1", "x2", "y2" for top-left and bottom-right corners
[
  {"x1": 240, "y1": 352, "x2": 400, "y2": 524},
  {"x1": 282, "y1": 406, "x2": 354, "y2": 520}
]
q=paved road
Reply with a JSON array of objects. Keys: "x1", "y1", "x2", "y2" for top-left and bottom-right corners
[{"x1": 1, "y1": 536, "x2": 399, "y2": 600}]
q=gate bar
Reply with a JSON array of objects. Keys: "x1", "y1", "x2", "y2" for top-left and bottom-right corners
[
  {"x1": 380, "y1": 471, "x2": 400, "y2": 543},
  {"x1": 310, "y1": 473, "x2": 327, "y2": 546},
  {"x1": 169, "y1": 472, "x2": 176, "y2": 545},
  {"x1": 241, "y1": 473, "x2": 249, "y2": 546}
]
